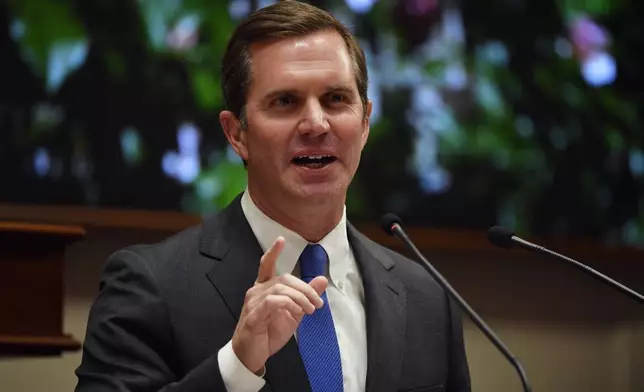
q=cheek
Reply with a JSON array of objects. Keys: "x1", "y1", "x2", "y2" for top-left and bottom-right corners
[
  {"x1": 330, "y1": 118, "x2": 366, "y2": 146},
  {"x1": 248, "y1": 123, "x2": 291, "y2": 161}
]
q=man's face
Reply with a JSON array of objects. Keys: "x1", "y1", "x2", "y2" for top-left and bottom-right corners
[{"x1": 222, "y1": 29, "x2": 371, "y2": 206}]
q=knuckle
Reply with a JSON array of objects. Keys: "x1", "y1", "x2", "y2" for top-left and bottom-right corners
[
  {"x1": 244, "y1": 287, "x2": 257, "y2": 303},
  {"x1": 274, "y1": 275, "x2": 288, "y2": 287},
  {"x1": 263, "y1": 294, "x2": 278, "y2": 307}
]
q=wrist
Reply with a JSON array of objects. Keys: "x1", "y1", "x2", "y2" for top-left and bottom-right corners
[
  {"x1": 232, "y1": 336, "x2": 266, "y2": 375},
  {"x1": 218, "y1": 341, "x2": 267, "y2": 391}
]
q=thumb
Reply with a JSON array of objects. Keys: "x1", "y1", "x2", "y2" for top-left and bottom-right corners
[{"x1": 308, "y1": 276, "x2": 328, "y2": 302}]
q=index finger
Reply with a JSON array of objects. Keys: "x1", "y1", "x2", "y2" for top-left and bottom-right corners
[{"x1": 256, "y1": 236, "x2": 285, "y2": 284}]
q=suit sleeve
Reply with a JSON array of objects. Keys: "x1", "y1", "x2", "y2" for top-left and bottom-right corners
[
  {"x1": 74, "y1": 248, "x2": 228, "y2": 392},
  {"x1": 445, "y1": 295, "x2": 472, "y2": 392}
]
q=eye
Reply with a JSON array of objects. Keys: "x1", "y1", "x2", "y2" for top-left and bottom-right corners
[
  {"x1": 329, "y1": 93, "x2": 346, "y2": 103},
  {"x1": 273, "y1": 94, "x2": 296, "y2": 107}
]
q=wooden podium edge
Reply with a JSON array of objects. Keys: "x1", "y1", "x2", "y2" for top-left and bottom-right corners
[
  {"x1": 0, "y1": 334, "x2": 81, "y2": 356},
  {"x1": 0, "y1": 203, "x2": 201, "y2": 232},
  {"x1": 0, "y1": 221, "x2": 86, "y2": 238},
  {"x1": 0, "y1": 202, "x2": 643, "y2": 262}
]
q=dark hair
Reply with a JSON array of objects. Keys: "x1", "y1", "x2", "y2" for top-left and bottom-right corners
[{"x1": 221, "y1": 0, "x2": 369, "y2": 129}]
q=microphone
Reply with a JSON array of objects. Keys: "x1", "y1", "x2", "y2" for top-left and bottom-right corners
[
  {"x1": 381, "y1": 214, "x2": 532, "y2": 392},
  {"x1": 487, "y1": 226, "x2": 644, "y2": 305}
]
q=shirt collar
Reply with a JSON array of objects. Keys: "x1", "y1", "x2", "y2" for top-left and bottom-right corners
[{"x1": 240, "y1": 189, "x2": 351, "y2": 286}]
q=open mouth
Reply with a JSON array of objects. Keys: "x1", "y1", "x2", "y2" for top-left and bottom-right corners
[{"x1": 291, "y1": 155, "x2": 337, "y2": 169}]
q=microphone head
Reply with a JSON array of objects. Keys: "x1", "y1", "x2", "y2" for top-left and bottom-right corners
[
  {"x1": 487, "y1": 226, "x2": 515, "y2": 249},
  {"x1": 381, "y1": 213, "x2": 403, "y2": 236}
]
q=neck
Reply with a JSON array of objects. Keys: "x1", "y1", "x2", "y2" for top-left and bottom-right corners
[{"x1": 247, "y1": 186, "x2": 344, "y2": 243}]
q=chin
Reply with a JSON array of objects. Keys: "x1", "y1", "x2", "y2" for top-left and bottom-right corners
[{"x1": 288, "y1": 181, "x2": 347, "y2": 202}]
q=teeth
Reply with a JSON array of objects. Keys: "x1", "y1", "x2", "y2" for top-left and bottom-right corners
[{"x1": 297, "y1": 155, "x2": 329, "y2": 159}]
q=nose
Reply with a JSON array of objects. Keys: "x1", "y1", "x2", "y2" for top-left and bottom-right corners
[{"x1": 297, "y1": 98, "x2": 330, "y2": 136}]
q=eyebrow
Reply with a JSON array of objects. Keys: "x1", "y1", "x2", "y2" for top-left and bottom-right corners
[{"x1": 326, "y1": 85, "x2": 355, "y2": 94}]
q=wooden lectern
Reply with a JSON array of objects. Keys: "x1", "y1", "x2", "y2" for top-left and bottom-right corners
[{"x1": 0, "y1": 221, "x2": 84, "y2": 356}]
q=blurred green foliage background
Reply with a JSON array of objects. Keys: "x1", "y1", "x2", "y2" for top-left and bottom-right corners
[{"x1": 0, "y1": 0, "x2": 643, "y2": 246}]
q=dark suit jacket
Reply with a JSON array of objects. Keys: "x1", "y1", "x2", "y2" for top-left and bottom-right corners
[{"x1": 75, "y1": 194, "x2": 471, "y2": 392}]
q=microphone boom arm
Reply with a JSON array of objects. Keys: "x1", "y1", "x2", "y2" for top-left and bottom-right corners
[
  {"x1": 513, "y1": 236, "x2": 644, "y2": 305},
  {"x1": 392, "y1": 224, "x2": 532, "y2": 392}
]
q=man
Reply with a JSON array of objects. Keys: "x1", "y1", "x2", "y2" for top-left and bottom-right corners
[{"x1": 74, "y1": 1, "x2": 471, "y2": 391}]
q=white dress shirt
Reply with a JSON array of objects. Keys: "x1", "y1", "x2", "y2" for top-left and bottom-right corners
[{"x1": 217, "y1": 190, "x2": 368, "y2": 392}]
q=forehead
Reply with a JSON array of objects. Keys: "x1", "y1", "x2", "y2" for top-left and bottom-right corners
[{"x1": 247, "y1": 30, "x2": 356, "y2": 94}]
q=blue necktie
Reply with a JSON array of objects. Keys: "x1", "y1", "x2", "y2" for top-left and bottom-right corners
[{"x1": 297, "y1": 244, "x2": 344, "y2": 392}]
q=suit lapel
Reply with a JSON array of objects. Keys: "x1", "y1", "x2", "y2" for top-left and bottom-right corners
[
  {"x1": 201, "y1": 194, "x2": 310, "y2": 392},
  {"x1": 348, "y1": 224, "x2": 406, "y2": 392}
]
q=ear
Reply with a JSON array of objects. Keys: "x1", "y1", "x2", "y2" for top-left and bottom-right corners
[
  {"x1": 360, "y1": 100, "x2": 372, "y2": 149},
  {"x1": 219, "y1": 110, "x2": 248, "y2": 161}
]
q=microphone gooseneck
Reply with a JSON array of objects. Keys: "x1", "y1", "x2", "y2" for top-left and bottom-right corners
[
  {"x1": 382, "y1": 215, "x2": 532, "y2": 392},
  {"x1": 487, "y1": 226, "x2": 644, "y2": 305}
]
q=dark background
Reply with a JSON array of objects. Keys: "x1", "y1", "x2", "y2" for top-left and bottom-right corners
[{"x1": 1, "y1": 0, "x2": 643, "y2": 246}]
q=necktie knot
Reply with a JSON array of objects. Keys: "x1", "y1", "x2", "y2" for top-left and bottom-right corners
[{"x1": 299, "y1": 244, "x2": 328, "y2": 281}]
